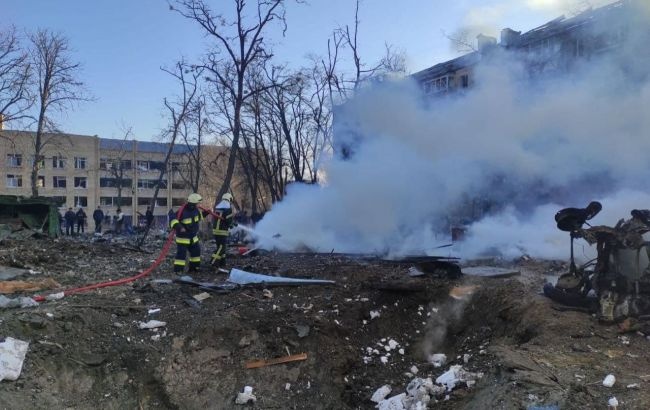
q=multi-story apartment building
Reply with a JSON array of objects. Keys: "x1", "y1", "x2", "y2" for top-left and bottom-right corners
[
  {"x1": 412, "y1": 0, "x2": 643, "y2": 96},
  {"x1": 0, "y1": 130, "x2": 204, "y2": 227}
]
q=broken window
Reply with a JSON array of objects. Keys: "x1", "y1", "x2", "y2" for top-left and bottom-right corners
[
  {"x1": 74, "y1": 196, "x2": 88, "y2": 207},
  {"x1": 137, "y1": 160, "x2": 149, "y2": 171},
  {"x1": 461, "y1": 74, "x2": 469, "y2": 88},
  {"x1": 74, "y1": 157, "x2": 87, "y2": 169},
  {"x1": 6, "y1": 174, "x2": 22, "y2": 188},
  {"x1": 6, "y1": 154, "x2": 22, "y2": 167},
  {"x1": 100, "y1": 196, "x2": 113, "y2": 206},
  {"x1": 52, "y1": 176, "x2": 67, "y2": 188},
  {"x1": 74, "y1": 177, "x2": 87, "y2": 189},
  {"x1": 52, "y1": 156, "x2": 65, "y2": 169}
]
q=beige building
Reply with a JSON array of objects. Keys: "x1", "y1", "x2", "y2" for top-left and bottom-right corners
[{"x1": 0, "y1": 130, "x2": 201, "y2": 227}]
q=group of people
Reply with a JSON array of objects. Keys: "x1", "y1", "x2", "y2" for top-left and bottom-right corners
[
  {"x1": 60, "y1": 206, "x2": 125, "y2": 236},
  {"x1": 169, "y1": 192, "x2": 235, "y2": 273}
]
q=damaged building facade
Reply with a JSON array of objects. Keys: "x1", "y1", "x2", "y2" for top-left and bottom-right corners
[{"x1": 335, "y1": 0, "x2": 646, "y2": 159}]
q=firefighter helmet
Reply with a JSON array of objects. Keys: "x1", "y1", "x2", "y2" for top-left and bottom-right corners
[
  {"x1": 222, "y1": 193, "x2": 233, "y2": 202},
  {"x1": 187, "y1": 193, "x2": 202, "y2": 204}
]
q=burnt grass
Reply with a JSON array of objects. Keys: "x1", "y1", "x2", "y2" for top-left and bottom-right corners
[{"x1": 2, "y1": 237, "x2": 650, "y2": 409}]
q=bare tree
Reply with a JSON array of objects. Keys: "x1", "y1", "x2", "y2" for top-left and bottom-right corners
[
  {"x1": 29, "y1": 29, "x2": 89, "y2": 197},
  {"x1": 170, "y1": 0, "x2": 287, "y2": 206},
  {"x1": 0, "y1": 26, "x2": 32, "y2": 132},
  {"x1": 177, "y1": 94, "x2": 209, "y2": 192},
  {"x1": 102, "y1": 126, "x2": 134, "y2": 210},
  {"x1": 137, "y1": 60, "x2": 202, "y2": 246}
]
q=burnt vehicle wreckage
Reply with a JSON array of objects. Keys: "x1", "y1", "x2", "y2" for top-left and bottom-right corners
[{"x1": 545, "y1": 201, "x2": 650, "y2": 323}]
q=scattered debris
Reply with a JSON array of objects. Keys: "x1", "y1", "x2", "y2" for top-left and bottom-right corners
[
  {"x1": 370, "y1": 310, "x2": 381, "y2": 319},
  {"x1": 235, "y1": 386, "x2": 256, "y2": 405},
  {"x1": 228, "y1": 268, "x2": 335, "y2": 286},
  {"x1": 371, "y1": 385, "x2": 392, "y2": 403},
  {"x1": 462, "y1": 266, "x2": 521, "y2": 278},
  {"x1": 192, "y1": 292, "x2": 211, "y2": 302},
  {"x1": 435, "y1": 365, "x2": 484, "y2": 391},
  {"x1": 45, "y1": 292, "x2": 64, "y2": 301},
  {"x1": 0, "y1": 278, "x2": 61, "y2": 294},
  {"x1": 407, "y1": 266, "x2": 425, "y2": 277},
  {"x1": 0, "y1": 337, "x2": 30, "y2": 381},
  {"x1": 0, "y1": 295, "x2": 39, "y2": 309},
  {"x1": 138, "y1": 320, "x2": 166, "y2": 330},
  {"x1": 627, "y1": 383, "x2": 640, "y2": 389},
  {"x1": 294, "y1": 324, "x2": 310, "y2": 338},
  {"x1": 449, "y1": 285, "x2": 480, "y2": 300},
  {"x1": 262, "y1": 288, "x2": 273, "y2": 298},
  {"x1": 0, "y1": 266, "x2": 30, "y2": 281},
  {"x1": 429, "y1": 353, "x2": 447, "y2": 368},
  {"x1": 147, "y1": 308, "x2": 161, "y2": 315},
  {"x1": 608, "y1": 396, "x2": 619, "y2": 409},
  {"x1": 603, "y1": 374, "x2": 616, "y2": 388},
  {"x1": 245, "y1": 352, "x2": 307, "y2": 369}
]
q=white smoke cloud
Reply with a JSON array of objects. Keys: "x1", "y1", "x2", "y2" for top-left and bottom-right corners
[{"x1": 253, "y1": 2, "x2": 650, "y2": 260}]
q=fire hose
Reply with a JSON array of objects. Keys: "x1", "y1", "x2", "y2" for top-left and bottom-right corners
[{"x1": 32, "y1": 204, "x2": 223, "y2": 303}]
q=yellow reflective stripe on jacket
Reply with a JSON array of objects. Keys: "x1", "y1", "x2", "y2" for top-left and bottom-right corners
[
  {"x1": 213, "y1": 229, "x2": 228, "y2": 236},
  {"x1": 174, "y1": 259, "x2": 186, "y2": 266},
  {"x1": 176, "y1": 236, "x2": 200, "y2": 245},
  {"x1": 170, "y1": 219, "x2": 179, "y2": 228},
  {"x1": 189, "y1": 256, "x2": 201, "y2": 263},
  {"x1": 181, "y1": 218, "x2": 193, "y2": 224}
]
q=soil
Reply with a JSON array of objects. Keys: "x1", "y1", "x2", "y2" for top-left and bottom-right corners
[{"x1": 1, "y1": 235, "x2": 650, "y2": 409}]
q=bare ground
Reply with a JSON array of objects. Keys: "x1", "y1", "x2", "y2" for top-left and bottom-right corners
[{"x1": 1, "y1": 236, "x2": 650, "y2": 409}]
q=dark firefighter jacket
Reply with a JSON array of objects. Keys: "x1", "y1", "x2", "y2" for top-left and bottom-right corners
[
  {"x1": 213, "y1": 204, "x2": 233, "y2": 236},
  {"x1": 170, "y1": 206, "x2": 204, "y2": 245}
]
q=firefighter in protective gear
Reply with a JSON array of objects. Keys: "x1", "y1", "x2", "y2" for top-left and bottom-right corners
[
  {"x1": 170, "y1": 193, "x2": 205, "y2": 273},
  {"x1": 211, "y1": 193, "x2": 235, "y2": 267}
]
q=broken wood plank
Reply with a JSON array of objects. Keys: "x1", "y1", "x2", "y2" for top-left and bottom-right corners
[{"x1": 245, "y1": 352, "x2": 307, "y2": 369}]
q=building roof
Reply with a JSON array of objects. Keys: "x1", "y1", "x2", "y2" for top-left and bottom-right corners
[
  {"x1": 514, "y1": 0, "x2": 627, "y2": 47},
  {"x1": 411, "y1": 51, "x2": 481, "y2": 83}
]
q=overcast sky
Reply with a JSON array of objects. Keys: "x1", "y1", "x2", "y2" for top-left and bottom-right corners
[{"x1": 4, "y1": 0, "x2": 613, "y2": 141}]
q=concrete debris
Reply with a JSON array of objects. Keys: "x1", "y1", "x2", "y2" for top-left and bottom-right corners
[
  {"x1": 435, "y1": 365, "x2": 484, "y2": 392},
  {"x1": 371, "y1": 385, "x2": 392, "y2": 403},
  {"x1": 192, "y1": 292, "x2": 211, "y2": 302},
  {"x1": 370, "y1": 310, "x2": 381, "y2": 319},
  {"x1": 428, "y1": 353, "x2": 447, "y2": 368},
  {"x1": 147, "y1": 308, "x2": 161, "y2": 315},
  {"x1": 294, "y1": 324, "x2": 310, "y2": 338},
  {"x1": 0, "y1": 295, "x2": 39, "y2": 309},
  {"x1": 407, "y1": 267, "x2": 425, "y2": 277},
  {"x1": 608, "y1": 397, "x2": 619, "y2": 409},
  {"x1": 138, "y1": 320, "x2": 166, "y2": 329},
  {"x1": 376, "y1": 377, "x2": 446, "y2": 410},
  {"x1": 377, "y1": 393, "x2": 407, "y2": 410},
  {"x1": 410, "y1": 366, "x2": 419, "y2": 375},
  {"x1": 235, "y1": 386, "x2": 257, "y2": 405},
  {"x1": 603, "y1": 374, "x2": 616, "y2": 387},
  {"x1": 0, "y1": 337, "x2": 29, "y2": 381},
  {"x1": 262, "y1": 289, "x2": 273, "y2": 298},
  {"x1": 45, "y1": 292, "x2": 64, "y2": 301},
  {"x1": 626, "y1": 383, "x2": 640, "y2": 389}
]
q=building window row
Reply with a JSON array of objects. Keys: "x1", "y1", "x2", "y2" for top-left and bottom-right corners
[
  {"x1": 6, "y1": 154, "x2": 22, "y2": 167},
  {"x1": 137, "y1": 179, "x2": 167, "y2": 189},
  {"x1": 100, "y1": 196, "x2": 133, "y2": 207},
  {"x1": 100, "y1": 158, "x2": 132, "y2": 170},
  {"x1": 99, "y1": 177, "x2": 133, "y2": 188}
]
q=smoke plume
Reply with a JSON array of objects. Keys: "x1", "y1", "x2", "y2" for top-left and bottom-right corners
[{"x1": 253, "y1": 1, "x2": 650, "y2": 261}]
